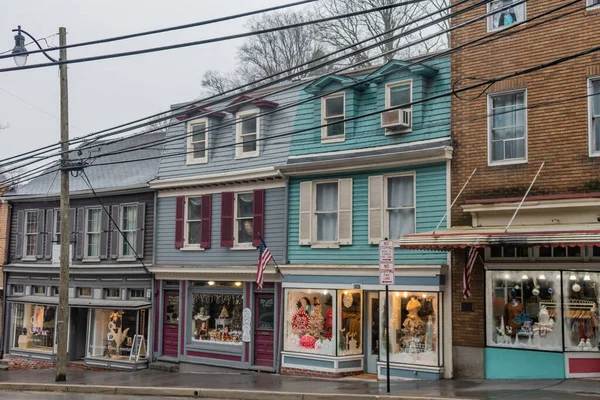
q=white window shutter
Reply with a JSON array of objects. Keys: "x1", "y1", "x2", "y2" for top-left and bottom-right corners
[
  {"x1": 338, "y1": 178, "x2": 353, "y2": 245},
  {"x1": 299, "y1": 181, "x2": 312, "y2": 245},
  {"x1": 368, "y1": 175, "x2": 384, "y2": 244}
]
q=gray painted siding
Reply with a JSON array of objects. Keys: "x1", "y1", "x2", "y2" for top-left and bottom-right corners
[
  {"x1": 157, "y1": 88, "x2": 299, "y2": 180},
  {"x1": 156, "y1": 188, "x2": 285, "y2": 265}
]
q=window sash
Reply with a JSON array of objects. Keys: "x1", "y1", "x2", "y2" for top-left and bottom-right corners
[
  {"x1": 591, "y1": 80, "x2": 600, "y2": 153},
  {"x1": 25, "y1": 211, "x2": 38, "y2": 257},
  {"x1": 185, "y1": 197, "x2": 202, "y2": 246},
  {"x1": 489, "y1": 92, "x2": 526, "y2": 162},
  {"x1": 237, "y1": 114, "x2": 259, "y2": 155},
  {"x1": 235, "y1": 193, "x2": 254, "y2": 245},
  {"x1": 488, "y1": 0, "x2": 525, "y2": 30},
  {"x1": 323, "y1": 95, "x2": 345, "y2": 138},
  {"x1": 385, "y1": 176, "x2": 415, "y2": 240},
  {"x1": 54, "y1": 210, "x2": 61, "y2": 243},
  {"x1": 387, "y1": 83, "x2": 411, "y2": 108},
  {"x1": 315, "y1": 183, "x2": 339, "y2": 241},
  {"x1": 86, "y1": 208, "x2": 101, "y2": 258},
  {"x1": 324, "y1": 96, "x2": 344, "y2": 118}
]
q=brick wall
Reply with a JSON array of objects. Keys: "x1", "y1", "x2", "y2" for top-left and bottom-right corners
[
  {"x1": 8, "y1": 356, "x2": 123, "y2": 371},
  {"x1": 450, "y1": 1, "x2": 600, "y2": 226}
]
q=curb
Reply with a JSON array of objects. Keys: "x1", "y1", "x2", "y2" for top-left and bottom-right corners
[{"x1": 0, "y1": 382, "x2": 470, "y2": 400}]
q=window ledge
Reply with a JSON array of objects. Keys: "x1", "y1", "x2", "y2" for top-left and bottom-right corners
[
  {"x1": 117, "y1": 257, "x2": 138, "y2": 262},
  {"x1": 230, "y1": 246, "x2": 257, "y2": 251},
  {"x1": 590, "y1": 151, "x2": 600, "y2": 158},
  {"x1": 321, "y1": 136, "x2": 345, "y2": 144},
  {"x1": 82, "y1": 258, "x2": 101, "y2": 263},
  {"x1": 488, "y1": 158, "x2": 528, "y2": 167},
  {"x1": 384, "y1": 128, "x2": 412, "y2": 136},
  {"x1": 487, "y1": 22, "x2": 525, "y2": 33},
  {"x1": 186, "y1": 158, "x2": 208, "y2": 165},
  {"x1": 311, "y1": 243, "x2": 340, "y2": 249},
  {"x1": 180, "y1": 247, "x2": 205, "y2": 252},
  {"x1": 235, "y1": 152, "x2": 260, "y2": 160},
  {"x1": 21, "y1": 256, "x2": 36, "y2": 262}
]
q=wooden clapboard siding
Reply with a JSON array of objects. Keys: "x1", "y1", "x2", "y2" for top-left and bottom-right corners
[
  {"x1": 287, "y1": 163, "x2": 448, "y2": 265},
  {"x1": 290, "y1": 56, "x2": 450, "y2": 156},
  {"x1": 155, "y1": 188, "x2": 285, "y2": 266}
]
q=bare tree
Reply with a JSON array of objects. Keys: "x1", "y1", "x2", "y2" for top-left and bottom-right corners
[
  {"x1": 0, "y1": 122, "x2": 9, "y2": 130},
  {"x1": 201, "y1": 70, "x2": 245, "y2": 96},
  {"x1": 144, "y1": 114, "x2": 171, "y2": 134}
]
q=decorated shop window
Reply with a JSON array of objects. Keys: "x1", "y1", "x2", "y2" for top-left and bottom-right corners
[
  {"x1": 563, "y1": 272, "x2": 600, "y2": 351},
  {"x1": 191, "y1": 292, "x2": 243, "y2": 345},
  {"x1": 487, "y1": 270, "x2": 562, "y2": 351},
  {"x1": 88, "y1": 309, "x2": 147, "y2": 360},
  {"x1": 284, "y1": 290, "x2": 336, "y2": 355},
  {"x1": 380, "y1": 292, "x2": 439, "y2": 366},
  {"x1": 11, "y1": 304, "x2": 56, "y2": 352},
  {"x1": 338, "y1": 290, "x2": 362, "y2": 356}
]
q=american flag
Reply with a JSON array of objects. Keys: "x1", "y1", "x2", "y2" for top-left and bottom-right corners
[
  {"x1": 256, "y1": 238, "x2": 273, "y2": 291},
  {"x1": 463, "y1": 247, "x2": 478, "y2": 300}
]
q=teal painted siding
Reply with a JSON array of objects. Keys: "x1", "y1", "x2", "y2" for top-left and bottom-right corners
[
  {"x1": 485, "y1": 348, "x2": 565, "y2": 379},
  {"x1": 290, "y1": 56, "x2": 450, "y2": 156},
  {"x1": 288, "y1": 163, "x2": 448, "y2": 265}
]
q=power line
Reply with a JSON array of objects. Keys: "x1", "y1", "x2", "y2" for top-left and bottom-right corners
[{"x1": 0, "y1": 0, "x2": 430, "y2": 73}]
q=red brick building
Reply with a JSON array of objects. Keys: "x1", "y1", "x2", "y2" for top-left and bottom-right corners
[{"x1": 400, "y1": 0, "x2": 600, "y2": 379}]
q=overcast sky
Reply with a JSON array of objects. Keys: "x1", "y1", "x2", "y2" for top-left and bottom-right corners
[{"x1": 0, "y1": 0, "x2": 308, "y2": 162}]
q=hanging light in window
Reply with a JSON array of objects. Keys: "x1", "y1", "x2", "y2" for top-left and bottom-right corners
[
  {"x1": 584, "y1": 275, "x2": 591, "y2": 281},
  {"x1": 323, "y1": 290, "x2": 328, "y2": 295},
  {"x1": 403, "y1": 292, "x2": 408, "y2": 298},
  {"x1": 556, "y1": 274, "x2": 561, "y2": 279},
  {"x1": 504, "y1": 273, "x2": 510, "y2": 279},
  {"x1": 234, "y1": 282, "x2": 242, "y2": 287},
  {"x1": 208, "y1": 281, "x2": 215, "y2": 286},
  {"x1": 539, "y1": 274, "x2": 546, "y2": 280},
  {"x1": 570, "y1": 275, "x2": 577, "y2": 281},
  {"x1": 395, "y1": 292, "x2": 400, "y2": 297},
  {"x1": 521, "y1": 274, "x2": 528, "y2": 280}
]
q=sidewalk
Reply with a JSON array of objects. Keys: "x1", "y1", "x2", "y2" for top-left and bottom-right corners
[{"x1": 0, "y1": 368, "x2": 599, "y2": 399}]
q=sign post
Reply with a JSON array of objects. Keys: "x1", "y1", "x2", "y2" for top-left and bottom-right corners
[{"x1": 379, "y1": 240, "x2": 394, "y2": 393}]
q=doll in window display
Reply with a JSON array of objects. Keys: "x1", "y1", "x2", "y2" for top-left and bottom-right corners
[
  {"x1": 495, "y1": 0, "x2": 518, "y2": 27},
  {"x1": 401, "y1": 298, "x2": 426, "y2": 353},
  {"x1": 504, "y1": 291, "x2": 524, "y2": 336}
]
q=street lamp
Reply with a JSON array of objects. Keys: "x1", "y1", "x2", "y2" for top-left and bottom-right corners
[{"x1": 11, "y1": 25, "x2": 70, "y2": 383}]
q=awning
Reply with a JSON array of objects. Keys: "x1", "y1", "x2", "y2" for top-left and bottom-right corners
[
  {"x1": 6, "y1": 296, "x2": 151, "y2": 310},
  {"x1": 398, "y1": 225, "x2": 600, "y2": 250}
]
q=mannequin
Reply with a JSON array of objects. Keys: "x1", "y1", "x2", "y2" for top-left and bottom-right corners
[
  {"x1": 401, "y1": 298, "x2": 426, "y2": 348},
  {"x1": 504, "y1": 291, "x2": 524, "y2": 336},
  {"x1": 497, "y1": 0, "x2": 518, "y2": 27}
]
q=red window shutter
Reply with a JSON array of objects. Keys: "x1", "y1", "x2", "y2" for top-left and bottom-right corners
[
  {"x1": 252, "y1": 189, "x2": 265, "y2": 247},
  {"x1": 200, "y1": 194, "x2": 212, "y2": 249},
  {"x1": 221, "y1": 192, "x2": 234, "y2": 247},
  {"x1": 175, "y1": 196, "x2": 185, "y2": 249}
]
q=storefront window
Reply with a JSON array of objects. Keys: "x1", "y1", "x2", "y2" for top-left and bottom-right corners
[
  {"x1": 11, "y1": 303, "x2": 56, "y2": 352},
  {"x1": 338, "y1": 290, "x2": 362, "y2": 356},
  {"x1": 191, "y1": 292, "x2": 243, "y2": 345},
  {"x1": 487, "y1": 270, "x2": 562, "y2": 351},
  {"x1": 284, "y1": 290, "x2": 336, "y2": 355},
  {"x1": 380, "y1": 292, "x2": 439, "y2": 366},
  {"x1": 88, "y1": 309, "x2": 147, "y2": 360},
  {"x1": 563, "y1": 271, "x2": 600, "y2": 351}
]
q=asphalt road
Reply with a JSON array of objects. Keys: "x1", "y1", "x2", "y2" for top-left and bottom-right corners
[{"x1": 0, "y1": 392, "x2": 195, "y2": 400}]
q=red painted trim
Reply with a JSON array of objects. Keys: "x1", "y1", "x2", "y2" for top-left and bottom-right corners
[
  {"x1": 200, "y1": 194, "x2": 212, "y2": 249},
  {"x1": 175, "y1": 196, "x2": 185, "y2": 249},
  {"x1": 180, "y1": 281, "x2": 186, "y2": 356},
  {"x1": 465, "y1": 192, "x2": 600, "y2": 204},
  {"x1": 251, "y1": 99, "x2": 278, "y2": 109},
  {"x1": 252, "y1": 189, "x2": 265, "y2": 247},
  {"x1": 569, "y1": 357, "x2": 600, "y2": 374},
  {"x1": 187, "y1": 350, "x2": 241, "y2": 362},
  {"x1": 406, "y1": 229, "x2": 600, "y2": 238},
  {"x1": 175, "y1": 105, "x2": 225, "y2": 121},
  {"x1": 220, "y1": 192, "x2": 234, "y2": 247}
]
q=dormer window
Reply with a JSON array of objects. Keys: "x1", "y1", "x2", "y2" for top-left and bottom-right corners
[
  {"x1": 186, "y1": 118, "x2": 208, "y2": 164},
  {"x1": 321, "y1": 93, "x2": 345, "y2": 142},
  {"x1": 236, "y1": 111, "x2": 259, "y2": 159},
  {"x1": 382, "y1": 81, "x2": 412, "y2": 132}
]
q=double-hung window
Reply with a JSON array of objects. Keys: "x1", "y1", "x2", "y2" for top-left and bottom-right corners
[
  {"x1": 488, "y1": 90, "x2": 527, "y2": 165},
  {"x1": 589, "y1": 79, "x2": 600, "y2": 156},
  {"x1": 321, "y1": 93, "x2": 345, "y2": 141},
  {"x1": 53, "y1": 210, "x2": 61, "y2": 244},
  {"x1": 315, "y1": 182, "x2": 339, "y2": 242},
  {"x1": 385, "y1": 175, "x2": 416, "y2": 240},
  {"x1": 24, "y1": 210, "x2": 38, "y2": 258},
  {"x1": 235, "y1": 192, "x2": 254, "y2": 246},
  {"x1": 85, "y1": 208, "x2": 102, "y2": 258},
  {"x1": 236, "y1": 111, "x2": 259, "y2": 158},
  {"x1": 120, "y1": 205, "x2": 137, "y2": 258},
  {"x1": 487, "y1": 0, "x2": 525, "y2": 31},
  {"x1": 187, "y1": 119, "x2": 208, "y2": 164},
  {"x1": 588, "y1": 0, "x2": 600, "y2": 9},
  {"x1": 185, "y1": 197, "x2": 202, "y2": 247}
]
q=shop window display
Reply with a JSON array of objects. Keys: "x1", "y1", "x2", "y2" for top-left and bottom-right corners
[
  {"x1": 338, "y1": 290, "x2": 362, "y2": 356},
  {"x1": 487, "y1": 271, "x2": 562, "y2": 351},
  {"x1": 284, "y1": 290, "x2": 335, "y2": 355},
  {"x1": 88, "y1": 309, "x2": 147, "y2": 360},
  {"x1": 191, "y1": 292, "x2": 243, "y2": 345},
  {"x1": 563, "y1": 272, "x2": 600, "y2": 351},
  {"x1": 12, "y1": 304, "x2": 56, "y2": 352},
  {"x1": 380, "y1": 292, "x2": 439, "y2": 366}
]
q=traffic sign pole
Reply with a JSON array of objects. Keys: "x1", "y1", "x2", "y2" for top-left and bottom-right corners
[{"x1": 378, "y1": 239, "x2": 394, "y2": 393}]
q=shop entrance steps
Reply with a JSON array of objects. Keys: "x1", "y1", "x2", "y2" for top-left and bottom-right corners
[{"x1": 149, "y1": 358, "x2": 179, "y2": 373}]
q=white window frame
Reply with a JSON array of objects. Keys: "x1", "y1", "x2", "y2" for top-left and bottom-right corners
[
  {"x1": 84, "y1": 207, "x2": 102, "y2": 260},
  {"x1": 383, "y1": 173, "x2": 416, "y2": 241},
  {"x1": 186, "y1": 118, "x2": 209, "y2": 164},
  {"x1": 53, "y1": 209, "x2": 61, "y2": 244},
  {"x1": 119, "y1": 203, "x2": 138, "y2": 259},
  {"x1": 321, "y1": 93, "x2": 346, "y2": 143},
  {"x1": 235, "y1": 110, "x2": 260, "y2": 159},
  {"x1": 312, "y1": 180, "x2": 339, "y2": 246},
  {"x1": 487, "y1": 0, "x2": 526, "y2": 32},
  {"x1": 23, "y1": 209, "x2": 39, "y2": 259},
  {"x1": 487, "y1": 89, "x2": 528, "y2": 166},
  {"x1": 385, "y1": 80, "x2": 412, "y2": 110},
  {"x1": 183, "y1": 196, "x2": 203, "y2": 250},
  {"x1": 587, "y1": 0, "x2": 600, "y2": 10},
  {"x1": 588, "y1": 77, "x2": 600, "y2": 157},
  {"x1": 11, "y1": 285, "x2": 24, "y2": 295},
  {"x1": 234, "y1": 192, "x2": 255, "y2": 249}
]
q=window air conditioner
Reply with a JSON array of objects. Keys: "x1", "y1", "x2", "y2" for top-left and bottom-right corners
[{"x1": 381, "y1": 109, "x2": 412, "y2": 129}]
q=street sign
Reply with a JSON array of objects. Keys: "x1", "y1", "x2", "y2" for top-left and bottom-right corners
[
  {"x1": 378, "y1": 240, "x2": 394, "y2": 263},
  {"x1": 379, "y1": 269, "x2": 395, "y2": 285}
]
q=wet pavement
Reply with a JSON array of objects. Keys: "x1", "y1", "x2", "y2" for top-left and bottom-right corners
[
  {"x1": 0, "y1": 368, "x2": 599, "y2": 399},
  {"x1": 0, "y1": 392, "x2": 186, "y2": 400}
]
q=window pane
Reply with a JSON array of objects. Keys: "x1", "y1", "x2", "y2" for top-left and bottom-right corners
[
  {"x1": 325, "y1": 96, "x2": 344, "y2": 117},
  {"x1": 13, "y1": 304, "x2": 56, "y2": 352},
  {"x1": 241, "y1": 115, "x2": 257, "y2": 134},
  {"x1": 188, "y1": 221, "x2": 201, "y2": 245},
  {"x1": 563, "y1": 272, "x2": 600, "y2": 352},
  {"x1": 283, "y1": 290, "x2": 335, "y2": 355},
  {"x1": 389, "y1": 209, "x2": 415, "y2": 239},
  {"x1": 487, "y1": 270, "x2": 562, "y2": 351},
  {"x1": 380, "y1": 292, "x2": 439, "y2": 366},
  {"x1": 26, "y1": 212, "x2": 37, "y2": 234},
  {"x1": 192, "y1": 123, "x2": 206, "y2": 142},
  {"x1": 237, "y1": 219, "x2": 253, "y2": 243},
  {"x1": 491, "y1": 92, "x2": 525, "y2": 161},
  {"x1": 593, "y1": 81, "x2": 600, "y2": 116},
  {"x1": 88, "y1": 209, "x2": 101, "y2": 232},
  {"x1": 504, "y1": 138, "x2": 525, "y2": 159},
  {"x1": 594, "y1": 246, "x2": 600, "y2": 257},
  {"x1": 87, "y1": 234, "x2": 100, "y2": 257},
  {"x1": 539, "y1": 246, "x2": 552, "y2": 257},
  {"x1": 88, "y1": 309, "x2": 143, "y2": 359},
  {"x1": 187, "y1": 197, "x2": 202, "y2": 221},
  {"x1": 338, "y1": 290, "x2": 362, "y2": 356},
  {"x1": 316, "y1": 183, "x2": 338, "y2": 212},
  {"x1": 192, "y1": 292, "x2": 243, "y2": 345},
  {"x1": 242, "y1": 134, "x2": 257, "y2": 153},
  {"x1": 122, "y1": 206, "x2": 137, "y2": 231},
  {"x1": 55, "y1": 211, "x2": 61, "y2": 236},
  {"x1": 317, "y1": 213, "x2": 338, "y2": 241},
  {"x1": 388, "y1": 176, "x2": 414, "y2": 208},
  {"x1": 389, "y1": 84, "x2": 410, "y2": 107},
  {"x1": 193, "y1": 143, "x2": 206, "y2": 159},
  {"x1": 237, "y1": 193, "x2": 253, "y2": 218},
  {"x1": 567, "y1": 246, "x2": 582, "y2": 257},
  {"x1": 594, "y1": 118, "x2": 600, "y2": 152},
  {"x1": 490, "y1": 0, "x2": 524, "y2": 29},
  {"x1": 122, "y1": 231, "x2": 136, "y2": 256},
  {"x1": 326, "y1": 117, "x2": 344, "y2": 137}
]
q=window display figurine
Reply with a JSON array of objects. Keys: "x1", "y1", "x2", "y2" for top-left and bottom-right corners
[
  {"x1": 401, "y1": 297, "x2": 426, "y2": 348},
  {"x1": 496, "y1": 0, "x2": 518, "y2": 27}
]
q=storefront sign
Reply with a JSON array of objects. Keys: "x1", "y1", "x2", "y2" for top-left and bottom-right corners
[
  {"x1": 378, "y1": 240, "x2": 395, "y2": 264},
  {"x1": 51, "y1": 244, "x2": 72, "y2": 267},
  {"x1": 129, "y1": 334, "x2": 146, "y2": 361},
  {"x1": 242, "y1": 307, "x2": 251, "y2": 343}
]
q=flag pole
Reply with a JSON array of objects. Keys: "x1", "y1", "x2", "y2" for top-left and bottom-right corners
[
  {"x1": 505, "y1": 162, "x2": 545, "y2": 233},
  {"x1": 434, "y1": 167, "x2": 477, "y2": 233}
]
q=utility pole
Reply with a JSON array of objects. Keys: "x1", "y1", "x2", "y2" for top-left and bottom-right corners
[{"x1": 56, "y1": 26, "x2": 70, "y2": 382}]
